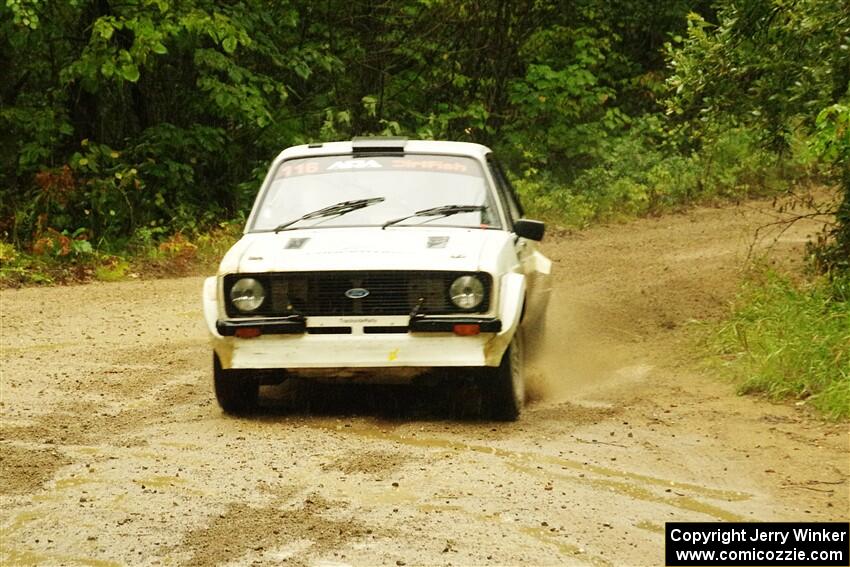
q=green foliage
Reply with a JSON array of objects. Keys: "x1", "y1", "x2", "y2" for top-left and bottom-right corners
[
  {"x1": 665, "y1": 0, "x2": 850, "y2": 263},
  {"x1": 714, "y1": 273, "x2": 850, "y2": 420},
  {"x1": 666, "y1": 2, "x2": 849, "y2": 149},
  {"x1": 504, "y1": 24, "x2": 627, "y2": 175},
  {"x1": 515, "y1": 119, "x2": 806, "y2": 226},
  {"x1": 813, "y1": 104, "x2": 850, "y2": 166},
  {"x1": 0, "y1": 221, "x2": 242, "y2": 287},
  {"x1": 1, "y1": 0, "x2": 846, "y2": 270},
  {"x1": 1, "y1": 0, "x2": 704, "y2": 255},
  {"x1": 1, "y1": 0, "x2": 311, "y2": 250},
  {"x1": 94, "y1": 258, "x2": 130, "y2": 282},
  {"x1": 810, "y1": 104, "x2": 850, "y2": 271}
]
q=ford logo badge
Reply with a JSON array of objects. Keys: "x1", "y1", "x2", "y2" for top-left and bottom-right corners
[{"x1": 345, "y1": 288, "x2": 370, "y2": 299}]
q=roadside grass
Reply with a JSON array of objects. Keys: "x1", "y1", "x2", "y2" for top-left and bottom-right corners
[
  {"x1": 712, "y1": 271, "x2": 850, "y2": 420},
  {"x1": 0, "y1": 222, "x2": 241, "y2": 288},
  {"x1": 513, "y1": 125, "x2": 819, "y2": 227}
]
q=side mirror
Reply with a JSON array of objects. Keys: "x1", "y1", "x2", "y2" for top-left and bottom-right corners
[{"x1": 514, "y1": 219, "x2": 545, "y2": 241}]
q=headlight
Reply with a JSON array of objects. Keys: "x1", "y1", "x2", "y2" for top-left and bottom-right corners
[
  {"x1": 230, "y1": 278, "x2": 265, "y2": 313},
  {"x1": 449, "y1": 275, "x2": 485, "y2": 309}
]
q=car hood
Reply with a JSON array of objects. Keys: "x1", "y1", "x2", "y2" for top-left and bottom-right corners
[{"x1": 219, "y1": 227, "x2": 513, "y2": 274}]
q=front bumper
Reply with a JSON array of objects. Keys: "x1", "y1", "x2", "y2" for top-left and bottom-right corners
[
  {"x1": 211, "y1": 328, "x2": 503, "y2": 370},
  {"x1": 215, "y1": 315, "x2": 502, "y2": 336},
  {"x1": 203, "y1": 273, "x2": 525, "y2": 371}
]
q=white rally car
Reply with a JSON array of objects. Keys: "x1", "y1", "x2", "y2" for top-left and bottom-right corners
[{"x1": 203, "y1": 138, "x2": 551, "y2": 420}]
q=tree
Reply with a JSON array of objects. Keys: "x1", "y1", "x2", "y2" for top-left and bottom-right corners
[{"x1": 666, "y1": 0, "x2": 850, "y2": 269}]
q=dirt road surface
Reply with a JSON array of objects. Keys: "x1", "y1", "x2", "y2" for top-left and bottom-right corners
[{"x1": 2, "y1": 199, "x2": 848, "y2": 566}]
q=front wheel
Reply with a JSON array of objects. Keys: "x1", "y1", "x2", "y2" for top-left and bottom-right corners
[
  {"x1": 480, "y1": 331, "x2": 525, "y2": 421},
  {"x1": 213, "y1": 353, "x2": 259, "y2": 414}
]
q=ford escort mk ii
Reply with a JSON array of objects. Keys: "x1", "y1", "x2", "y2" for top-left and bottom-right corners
[{"x1": 203, "y1": 138, "x2": 552, "y2": 420}]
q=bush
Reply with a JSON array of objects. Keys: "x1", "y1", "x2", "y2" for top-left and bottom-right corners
[
  {"x1": 514, "y1": 121, "x2": 810, "y2": 227},
  {"x1": 0, "y1": 220, "x2": 243, "y2": 287}
]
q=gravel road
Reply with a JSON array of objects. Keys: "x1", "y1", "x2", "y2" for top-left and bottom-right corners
[{"x1": 2, "y1": 198, "x2": 847, "y2": 566}]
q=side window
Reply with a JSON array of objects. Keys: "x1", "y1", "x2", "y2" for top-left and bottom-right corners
[{"x1": 486, "y1": 155, "x2": 524, "y2": 228}]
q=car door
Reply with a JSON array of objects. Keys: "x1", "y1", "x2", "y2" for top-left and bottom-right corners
[{"x1": 487, "y1": 156, "x2": 552, "y2": 326}]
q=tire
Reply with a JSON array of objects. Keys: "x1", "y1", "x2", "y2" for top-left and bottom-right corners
[
  {"x1": 213, "y1": 352, "x2": 259, "y2": 414},
  {"x1": 481, "y1": 331, "x2": 525, "y2": 421}
]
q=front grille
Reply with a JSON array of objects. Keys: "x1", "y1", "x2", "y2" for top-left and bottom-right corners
[{"x1": 224, "y1": 271, "x2": 491, "y2": 317}]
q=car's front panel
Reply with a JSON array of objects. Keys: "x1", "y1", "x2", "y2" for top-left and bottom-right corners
[
  {"x1": 205, "y1": 142, "x2": 535, "y2": 377},
  {"x1": 222, "y1": 270, "x2": 493, "y2": 318},
  {"x1": 205, "y1": 262, "x2": 525, "y2": 373}
]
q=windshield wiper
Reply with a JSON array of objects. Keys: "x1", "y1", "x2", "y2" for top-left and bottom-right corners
[
  {"x1": 382, "y1": 204, "x2": 487, "y2": 229},
  {"x1": 273, "y1": 197, "x2": 385, "y2": 233}
]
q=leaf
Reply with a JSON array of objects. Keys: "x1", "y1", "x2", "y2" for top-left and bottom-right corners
[
  {"x1": 120, "y1": 64, "x2": 141, "y2": 83},
  {"x1": 101, "y1": 61, "x2": 116, "y2": 78},
  {"x1": 362, "y1": 95, "x2": 377, "y2": 117},
  {"x1": 95, "y1": 20, "x2": 114, "y2": 40},
  {"x1": 72, "y1": 240, "x2": 93, "y2": 255},
  {"x1": 222, "y1": 37, "x2": 237, "y2": 54},
  {"x1": 293, "y1": 61, "x2": 311, "y2": 79}
]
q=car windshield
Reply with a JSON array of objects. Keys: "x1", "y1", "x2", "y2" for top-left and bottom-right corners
[{"x1": 249, "y1": 154, "x2": 501, "y2": 232}]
